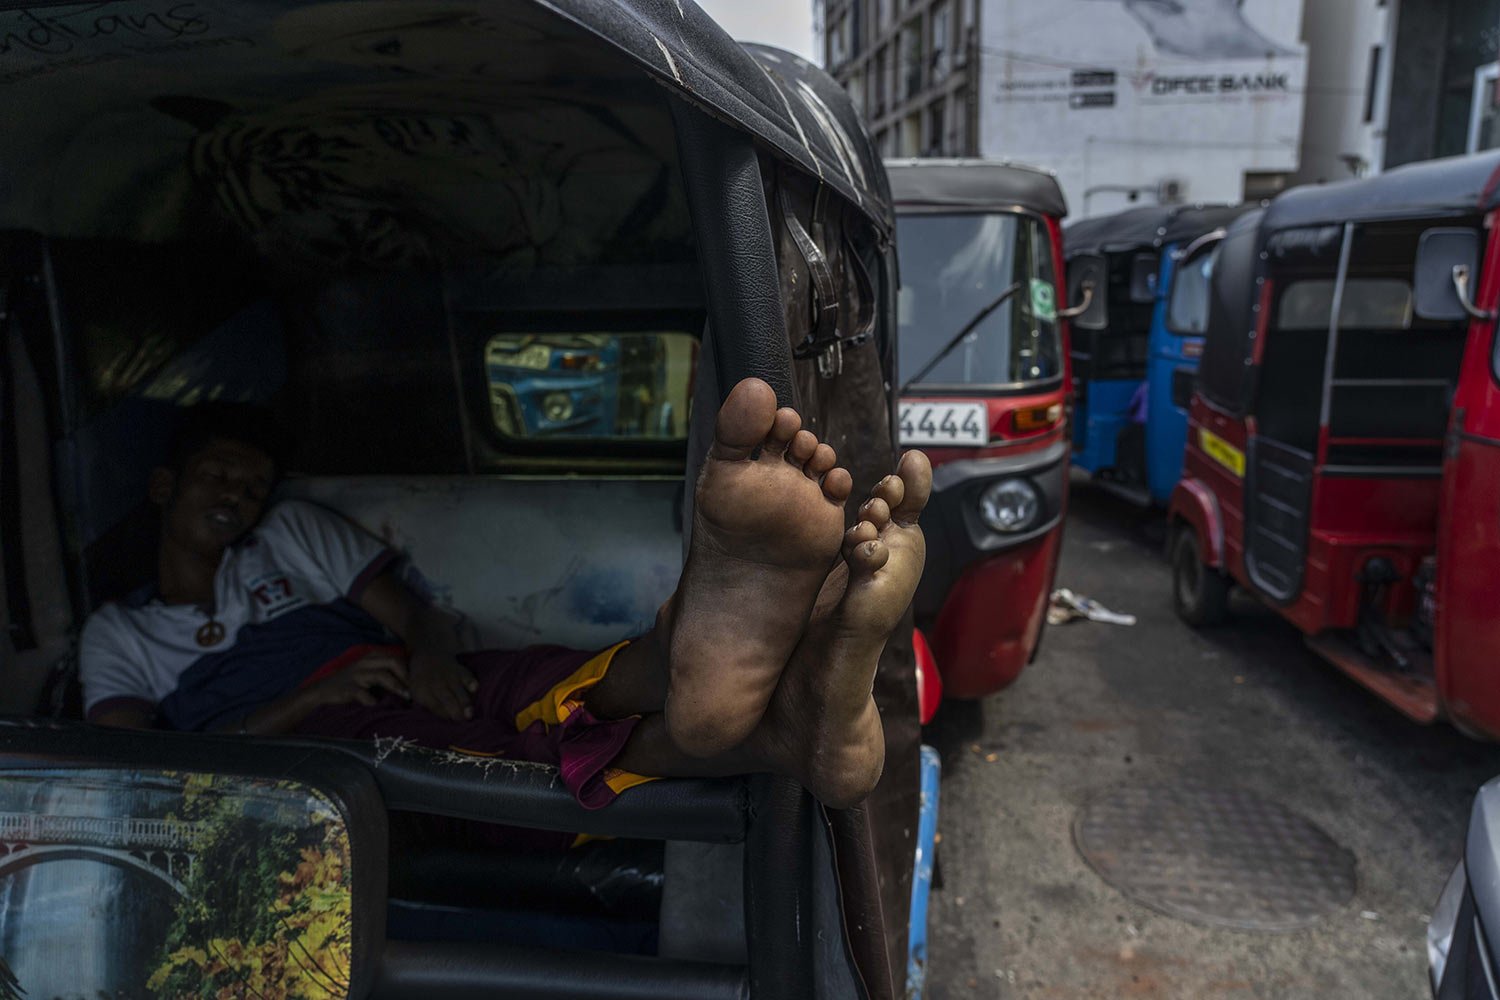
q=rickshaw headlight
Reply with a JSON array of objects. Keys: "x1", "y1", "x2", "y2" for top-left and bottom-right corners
[
  {"x1": 542, "y1": 392, "x2": 574, "y2": 423},
  {"x1": 979, "y1": 479, "x2": 1040, "y2": 533},
  {"x1": 509, "y1": 344, "x2": 554, "y2": 370}
]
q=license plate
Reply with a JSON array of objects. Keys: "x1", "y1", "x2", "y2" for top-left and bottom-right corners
[{"x1": 898, "y1": 400, "x2": 988, "y2": 447}]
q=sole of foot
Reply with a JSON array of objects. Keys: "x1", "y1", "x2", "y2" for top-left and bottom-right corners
[
  {"x1": 754, "y1": 449, "x2": 932, "y2": 808},
  {"x1": 665, "y1": 377, "x2": 852, "y2": 758}
]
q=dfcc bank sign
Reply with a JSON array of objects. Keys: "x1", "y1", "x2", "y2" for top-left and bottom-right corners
[
  {"x1": 979, "y1": 0, "x2": 1308, "y2": 217},
  {"x1": 1146, "y1": 72, "x2": 1293, "y2": 96}
]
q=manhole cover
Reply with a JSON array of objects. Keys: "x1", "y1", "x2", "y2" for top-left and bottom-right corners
[{"x1": 1073, "y1": 782, "x2": 1357, "y2": 931}]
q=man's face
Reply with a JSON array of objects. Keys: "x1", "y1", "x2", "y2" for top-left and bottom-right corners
[{"x1": 153, "y1": 439, "x2": 275, "y2": 557}]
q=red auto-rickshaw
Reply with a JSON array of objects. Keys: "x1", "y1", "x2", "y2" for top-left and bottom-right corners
[
  {"x1": 1169, "y1": 150, "x2": 1500, "y2": 737},
  {"x1": 887, "y1": 159, "x2": 1072, "y2": 700}
]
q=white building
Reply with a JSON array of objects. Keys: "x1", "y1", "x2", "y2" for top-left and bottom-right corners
[{"x1": 820, "y1": 0, "x2": 1310, "y2": 219}]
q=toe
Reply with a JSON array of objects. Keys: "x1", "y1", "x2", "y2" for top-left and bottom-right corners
[
  {"x1": 860, "y1": 496, "x2": 891, "y2": 529},
  {"x1": 822, "y1": 467, "x2": 854, "y2": 503},
  {"x1": 847, "y1": 538, "x2": 890, "y2": 576},
  {"x1": 805, "y1": 443, "x2": 838, "y2": 480},
  {"x1": 711, "y1": 379, "x2": 778, "y2": 460},
  {"x1": 843, "y1": 520, "x2": 878, "y2": 559},
  {"x1": 892, "y1": 451, "x2": 933, "y2": 525},
  {"x1": 762, "y1": 407, "x2": 802, "y2": 455},
  {"x1": 786, "y1": 429, "x2": 819, "y2": 466},
  {"x1": 870, "y1": 473, "x2": 905, "y2": 512}
]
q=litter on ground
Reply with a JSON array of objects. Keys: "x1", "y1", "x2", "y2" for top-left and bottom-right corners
[{"x1": 1047, "y1": 588, "x2": 1137, "y2": 626}]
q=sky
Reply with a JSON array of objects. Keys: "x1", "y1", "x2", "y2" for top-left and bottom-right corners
[{"x1": 693, "y1": 0, "x2": 818, "y2": 63}]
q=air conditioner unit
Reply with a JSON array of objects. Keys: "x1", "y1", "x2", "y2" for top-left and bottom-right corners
[{"x1": 1157, "y1": 177, "x2": 1187, "y2": 204}]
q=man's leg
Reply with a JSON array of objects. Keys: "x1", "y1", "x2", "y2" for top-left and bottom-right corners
[
  {"x1": 662, "y1": 377, "x2": 855, "y2": 759},
  {"x1": 296, "y1": 450, "x2": 929, "y2": 810},
  {"x1": 600, "y1": 450, "x2": 932, "y2": 809}
]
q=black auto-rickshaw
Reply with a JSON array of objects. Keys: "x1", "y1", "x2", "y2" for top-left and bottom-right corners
[{"x1": 0, "y1": 3, "x2": 929, "y2": 998}]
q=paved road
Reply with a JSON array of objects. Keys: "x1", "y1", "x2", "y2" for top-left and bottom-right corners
[{"x1": 922, "y1": 479, "x2": 1499, "y2": 1000}]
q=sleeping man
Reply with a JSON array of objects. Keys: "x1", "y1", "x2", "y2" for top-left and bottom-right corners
[{"x1": 78, "y1": 378, "x2": 930, "y2": 810}]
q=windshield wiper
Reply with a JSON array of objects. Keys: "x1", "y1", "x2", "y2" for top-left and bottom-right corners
[{"x1": 900, "y1": 282, "x2": 1023, "y2": 394}]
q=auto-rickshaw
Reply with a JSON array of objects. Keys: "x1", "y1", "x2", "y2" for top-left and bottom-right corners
[
  {"x1": 1065, "y1": 203, "x2": 1254, "y2": 505},
  {"x1": 0, "y1": 3, "x2": 934, "y2": 998},
  {"x1": 1170, "y1": 150, "x2": 1500, "y2": 739},
  {"x1": 885, "y1": 158, "x2": 1071, "y2": 700}
]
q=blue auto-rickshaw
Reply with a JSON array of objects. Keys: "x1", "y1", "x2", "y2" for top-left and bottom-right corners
[
  {"x1": 1065, "y1": 204, "x2": 1256, "y2": 504},
  {"x1": 486, "y1": 333, "x2": 625, "y2": 437}
]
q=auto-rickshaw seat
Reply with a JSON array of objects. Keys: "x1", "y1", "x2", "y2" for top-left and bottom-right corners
[{"x1": 277, "y1": 476, "x2": 682, "y2": 652}]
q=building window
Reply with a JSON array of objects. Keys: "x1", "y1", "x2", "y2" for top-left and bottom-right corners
[
  {"x1": 876, "y1": 0, "x2": 889, "y2": 31},
  {"x1": 828, "y1": 13, "x2": 851, "y2": 70},
  {"x1": 874, "y1": 46, "x2": 889, "y2": 116},
  {"x1": 952, "y1": 91, "x2": 968, "y2": 153},
  {"x1": 927, "y1": 98, "x2": 946, "y2": 155},
  {"x1": 902, "y1": 20, "x2": 923, "y2": 99},
  {"x1": 931, "y1": 1, "x2": 952, "y2": 82},
  {"x1": 901, "y1": 112, "x2": 921, "y2": 156},
  {"x1": 849, "y1": 70, "x2": 867, "y2": 120},
  {"x1": 1243, "y1": 171, "x2": 1289, "y2": 202},
  {"x1": 1363, "y1": 45, "x2": 1382, "y2": 124}
]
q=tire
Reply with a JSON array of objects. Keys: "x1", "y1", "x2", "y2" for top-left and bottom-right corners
[{"x1": 1172, "y1": 526, "x2": 1229, "y2": 627}]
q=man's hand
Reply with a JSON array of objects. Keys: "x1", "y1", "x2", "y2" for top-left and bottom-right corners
[
  {"x1": 357, "y1": 570, "x2": 476, "y2": 720},
  {"x1": 311, "y1": 651, "x2": 411, "y2": 707},
  {"x1": 407, "y1": 649, "x2": 478, "y2": 721}
]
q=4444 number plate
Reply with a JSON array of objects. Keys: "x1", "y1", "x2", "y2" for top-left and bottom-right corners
[{"x1": 898, "y1": 401, "x2": 988, "y2": 446}]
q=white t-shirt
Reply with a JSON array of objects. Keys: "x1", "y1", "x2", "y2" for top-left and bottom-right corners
[{"x1": 79, "y1": 500, "x2": 394, "y2": 730}]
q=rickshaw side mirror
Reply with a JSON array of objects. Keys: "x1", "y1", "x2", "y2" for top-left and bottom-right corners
[
  {"x1": 1067, "y1": 255, "x2": 1108, "y2": 330},
  {"x1": 1415, "y1": 228, "x2": 1487, "y2": 322},
  {"x1": 1128, "y1": 252, "x2": 1159, "y2": 304}
]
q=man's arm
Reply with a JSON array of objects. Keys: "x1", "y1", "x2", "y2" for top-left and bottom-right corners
[
  {"x1": 357, "y1": 570, "x2": 478, "y2": 720},
  {"x1": 222, "y1": 650, "x2": 411, "y2": 735}
]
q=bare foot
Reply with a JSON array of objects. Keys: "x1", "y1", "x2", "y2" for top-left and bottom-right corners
[
  {"x1": 751, "y1": 450, "x2": 931, "y2": 808},
  {"x1": 665, "y1": 378, "x2": 853, "y2": 757}
]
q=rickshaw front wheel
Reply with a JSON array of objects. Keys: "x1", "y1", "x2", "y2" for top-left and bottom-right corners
[{"x1": 1172, "y1": 526, "x2": 1229, "y2": 628}]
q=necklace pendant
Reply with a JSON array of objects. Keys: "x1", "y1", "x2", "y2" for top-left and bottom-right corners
[{"x1": 195, "y1": 620, "x2": 226, "y2": 647}]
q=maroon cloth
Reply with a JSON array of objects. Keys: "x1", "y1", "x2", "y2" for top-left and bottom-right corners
[{"x1": 294, "y1": 645, "x2": 642, "y2": 811}]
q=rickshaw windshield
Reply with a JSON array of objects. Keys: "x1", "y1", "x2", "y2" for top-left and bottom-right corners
[
  {"x1": 897, "y1": 212, "x2": 1062, "y2": 387},
  {"x1": 1167, "y1": 247, "x2": 1217, "y2": 335}
]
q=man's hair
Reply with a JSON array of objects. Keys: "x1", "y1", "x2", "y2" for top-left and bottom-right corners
[{"x1": 165, "y1": 402, "x2": 293, "y2": 476}]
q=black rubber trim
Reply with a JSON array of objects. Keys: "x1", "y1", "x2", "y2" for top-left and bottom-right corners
[
  {"x1": 0, "y1": 718, "x2": 750, "y2": 844},
  {"x1": 325, "y1": 737, "x2": 749, "y2": 844},
  {"x1": 744, "y1": 773, "x2": 816, "y2": 999},
  {"x1": 0, "y1": 296, "x2": 35, "y2": 651},
  {"x1": 373, "y1": 940, "x2": 750, "y2": 1000},
  {"x1": 671, "y1": 100, "x2": 793, "y2": 406}
]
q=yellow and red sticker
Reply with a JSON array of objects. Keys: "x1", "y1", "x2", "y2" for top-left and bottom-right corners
[{"x1": 1199, "y1": 428, "x2": 1246, "y2": 478}]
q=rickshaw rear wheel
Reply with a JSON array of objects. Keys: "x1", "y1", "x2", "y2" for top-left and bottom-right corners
[{"x1": 1172, "y1": 526, "x2": 1229, "y2": 627}]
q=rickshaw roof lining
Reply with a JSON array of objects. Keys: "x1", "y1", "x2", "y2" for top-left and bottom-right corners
[
  {"x1": 884, "y1": 159, "x2": 1067, "y2": 218},
  {"x1": 1263, "y1": 149, "x2": 1500, "y2": 232},
  {"x1": 536, "y1": 0, "x2": 892, "y2": 229},
  {"x1": 1065, "y1": 203, "x2": 1247, "y2": 258},
  {"x1": 0, "y1": 0, "x2": 891, "y2": 245}
]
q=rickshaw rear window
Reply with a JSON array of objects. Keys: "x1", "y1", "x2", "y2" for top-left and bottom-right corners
[
  {"x1": 1277, "y1": 279, "x2": 1413, "y2": 331},
  {"x1": 484, "y1": 332, "x2": 698, "y2": 442},
  {"x1": 1167, "y1": 248, "x2": 1217, "y2": 335},
  {"x1": 896, "y1": 212, "x2": 1062, "y2": 387}
]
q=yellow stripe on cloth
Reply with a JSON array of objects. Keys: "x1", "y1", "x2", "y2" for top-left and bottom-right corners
[
  {"x1": 603, "y1": 768, "x2": 658, "y2": 795},
  {"x1": 514, "y1": 641, "x2": 630, "y2": 731}
]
